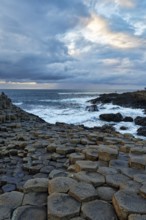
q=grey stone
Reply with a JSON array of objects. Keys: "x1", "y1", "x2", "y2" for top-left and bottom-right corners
[
  {"x1": 120, "y1": 180, "x2": 142, "y2": 193},
  {"x1": 134, "y1": 174, "x2": 146, "y2": 183},
  {"x1": 48, "y1": 177, "x2": 77, "y2": 194},
  {"x1": 140, "y1": 184, "x2": 146, "y2": 198},
  {"x1": 74, "y1": 171, "x2": 105, "y2": 187},
  {"x1": 23, "y1": 178, "x2": 48, "y2": 193},
  {"x1": 96, "y1": 186, "x2": 117, "y2": 201},
  {"x1": 47, "y1": 193, "x2": 81, "y2": 219},
  {"x1": 22, "y1": 192, "x2": 47, "y2": 206},
  {"x1": 11, "y1": 205, "x2": 46, "y2": 220},
  {"x1": 113, "y1": 190, "x2": 146, "y2": 220},
  {"x1": 75, "y1": 160, "x2": 98, "y2": 172},
  {"x1": 69, "y1": 153, "x2": 85, "y2": 164},
  {"x1": 69, "y1": 182, "x2": 97, "y2": 202},
  {"x1": 128, "y1": 214, "x2": 146, "y2": 220},
  {"x1": 98, "y1": 146, "x2": 118, "y2": 162},
  {"x1": 98, "y1": 167, "x2": 118, "y2": 175},
  {"x1": 0, "y1": 191, "x2": 23, "y2": 220},
  {"x1": 106, "y1": 174, "x2": 130, "y2": 188},
  {"x1": 82, "y1": 199, "x2": 117, "y2": 220}
]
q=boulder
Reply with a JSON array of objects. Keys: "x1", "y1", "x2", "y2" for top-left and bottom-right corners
[
  {"x1": 99, "y1": 113, "x2": 123, "y2": 122},
  {"x1": 123, "y1": 116, "x2": 133, "y2": 122},
  {"x1": 135, "y1": 117, "x2": 146, "y2": 126},
  {"x1": 137, "y1": 127, "x2": 146, "y2": 137}
]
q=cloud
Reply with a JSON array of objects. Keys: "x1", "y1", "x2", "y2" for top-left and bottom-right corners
[{"x1": 0, "y1": 0, "x2": 145, "y2": 88}]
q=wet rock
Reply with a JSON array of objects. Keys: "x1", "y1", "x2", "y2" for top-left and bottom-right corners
[
  {"x1": 128, "y1": 214, "x2": 146, "y2": 220},
  {"x1": 96, "y1": 186, "x2": 117, "y2": 201},
  {"x1": 12, "y1": 205, "x2": 47, "y2": 220},
  {"x1": 22, "y1": 192, "x2": 47, "y2": 206},
  {"x1": 82, "y1": 199, "x2": 117, "y2": 220},
  {"x1": 48, "y1": 177, "x2": 77, "y2": 194},
  {"x1": 2, "y1": 183, "x2": 16, "y2": 192},
  {"x1": 123, "y1": 117, "x2": 133, "y2": 122},
  {"x1": 137, "y1": 127, "x2": 146, "y2": 137},
  {"x1": 140, "y1": 184, "x2": 146, "y2": 198},
  {"x1": 0, "y1": 191, "x2": 23, "y2": 220},
  {"x1": 75, "y1": 160, "x2": 98, "y2": 172},
  {"x1": 135, "y1": 117, "x2": 146, "y2": 126},
  {"x1": 113, "y1": 190, "x2": 146, "y2": 220},
  {"x1": 98, "y1": 147, "x2": 118, "y2": 162},
  {"x1": 69, "y1": 182, "x2": 97, "y2": 202},
  {"x1": 99, "y1": 113, "x2": 123, "y2": 122},
  {"x1": 106, "y1": 174, "x2": 130, "y2": 188},
  {"x1": 23, "y1": 178, "x2": 48, "y2": 193},
  {"x1": 74, "y1": 171, "x2": 105, "y2": 187},
  {"x1": 47, "y1": 193, "x2": 80, "y2": 219}
]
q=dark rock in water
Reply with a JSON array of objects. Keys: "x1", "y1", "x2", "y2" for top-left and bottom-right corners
[
  {"x1": 123, "y1": 117, "x2": 133, "y2": 122},
  {"x1": 135, "y1": 116, "x2": 146, "y2": 126},
  {"x1": 120, "y1": 126, "x2": 128, "y2": 130},
  {"x1": 99, "y1": 113, "x2": 123, "y2": 122},
  {"x1": 89, "y1": 90, "x2": 146, "y2": 110},
  {"x1": 86, "y1": 105, "x2": 98, "y2": 112},
  {"x1": 137, "y1": 126, "x2": 146, "y2": 136}
]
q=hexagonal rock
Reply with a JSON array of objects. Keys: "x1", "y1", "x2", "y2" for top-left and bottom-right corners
[
  {"x1": 129, "y1": 156, "x2": 146, "y2": 170},
  {"x1": 69, "y1": 153, "x2": 85, "y2": 164},
  {"x1": 134, "y1": 174, "x2": 146, "y2": 183},
  {"x1": 23, "y1": 178, "x2": 48, "y2": 193},
  {"x1": 96, "y1": 186, "x2": 117, "y2": 201},
  {"x1": 69, "y1": 182, "x2": 97, "y2": 202},
  {"x1": 98, "y1": 147, "x2": 118, "y2": 162},
  {"x1": 98, "y1": 167, "x2": 118, "y2": 175},
  {"x1": 56, "y1": 147, "x2": 75, "y2": 155},
  {"x1": 74, "y1": 171, "x2": 105, "y2": 187},
  {"x1": 71, "y1": 217, "x2": 85, "y2": 220},
  {"x1": 0, "y1": 191, "x2": 24, "y2": 220},
  {"x1": 48, "y1": 177, "x2": 77, "y2": 194},
  {"x1": 140, "y1": 184, "x2": 146, "y2": 198},
  {"x1": 128, "y1": 214, "x2": 146, "y2": 220},
  {"x1": 47, "y1": 193, "x2": 81, "y2": 220},
  {"x1": 113, "y1": 190, "x2": 146, "y2": 220},
  {"x1": 82, "y1": 200, "x2": 117, "y2": 220},
  {"x1": 120, "y1": 180, "x2": 142, "y2": 193},
  {"x1": 22, "y1": 192, "x2": 47, "y2": 206},
  {"x1": 120, "y1": 168, "x2": 140, "y2": 179},
  {"x1": 75, "y1": 160, "x2": 98, "y2": 172},
  {"x1": 11, "y1": 205, "x2": 46, "y2": 220},
  {"x1": 83, "y1": 149, "x2": 98, "y2": 161},
  {"x1": 106, "y1": 174, "x2": 130, "y2": 188}
]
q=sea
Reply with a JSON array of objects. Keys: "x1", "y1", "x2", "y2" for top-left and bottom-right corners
[{"x1": 1, "y1": 89, "x2": 146, "y2": 139}]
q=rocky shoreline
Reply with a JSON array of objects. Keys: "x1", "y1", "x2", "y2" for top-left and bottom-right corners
[
  {"x1": 0, "y1": 92, "x2": 146, "y2": 220},
  {"x1": 88, "y1": 90, "x2": 146, "y2": 137}
]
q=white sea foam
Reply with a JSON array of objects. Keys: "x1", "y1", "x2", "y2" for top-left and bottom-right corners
[{"x1": 13, "y1": 102, "x2": 23, "y2": 106}]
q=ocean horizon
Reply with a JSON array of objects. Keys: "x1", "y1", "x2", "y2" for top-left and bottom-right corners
[{"x1": 1, "y1": 88, "x2": 145, "y2": 139}]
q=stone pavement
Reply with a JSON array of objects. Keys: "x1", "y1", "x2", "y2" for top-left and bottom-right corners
[{"x1": 0, "y1": 93, "x2": 146, "y2": 219}]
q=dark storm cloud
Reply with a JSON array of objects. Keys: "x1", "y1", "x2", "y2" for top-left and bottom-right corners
[{"x1": 0, "y1": 0, "x2": 146, "y2": 87}]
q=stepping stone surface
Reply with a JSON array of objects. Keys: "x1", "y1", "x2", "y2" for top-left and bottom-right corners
[
  {"x1": 74, "y1": 171, "x2": 105, "y2": 186},
  {"x1": 48, "y1": 177, "x2": 77, "y2": 194},
  {"x1": 82, "y1": 200, "x2": 117, "y2": 220},
  {"x1": 75, "y1": 160, "x2": 98, "y2": 172},
  {"x1": 23, "y1": 178, "x2": 48, "y2": 193},
  {"x1": 11, "y1": 205, "x2": 46, "y2": 220},
  {"x1": 69, "y1": 182, "x2": 97, "y2": 202},
  {"x1": 47, "y1": 193, "x2": 81, "y2": 220},
  {"x1": 113, "y1": 190, "x2": 146, "y2": 220}
]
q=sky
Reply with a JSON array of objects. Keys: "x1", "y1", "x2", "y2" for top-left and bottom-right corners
[{"x1": 0, "y1": 0, "x2": 146, "y2": 90}]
